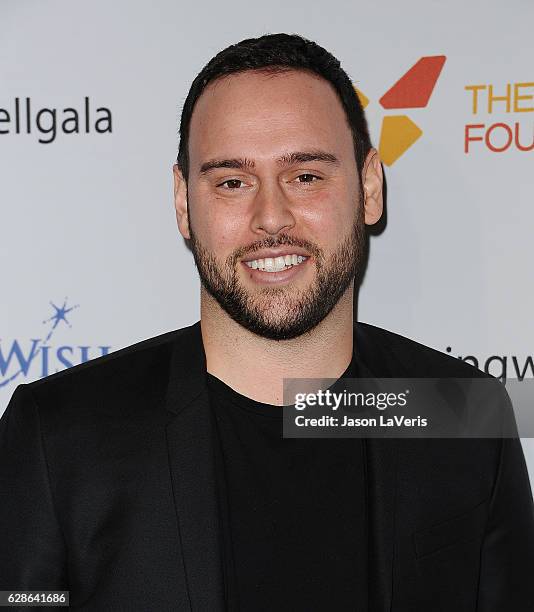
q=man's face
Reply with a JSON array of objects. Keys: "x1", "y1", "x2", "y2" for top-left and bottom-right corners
[{"x1": 179, "y1": 69, "x2": 367, "y2": 340}]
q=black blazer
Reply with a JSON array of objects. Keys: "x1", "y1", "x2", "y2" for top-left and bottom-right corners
[{"x1": 1, "y1": 320, "x2": 533, "y2": 611}]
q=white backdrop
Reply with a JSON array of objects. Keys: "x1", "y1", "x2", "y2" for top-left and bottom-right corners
[{"x1": 1, "y1": 0, "x2": 533, "y2": 481}]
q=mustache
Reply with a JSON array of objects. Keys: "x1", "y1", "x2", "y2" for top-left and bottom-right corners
[{"x1": 233, "y1": 234, "x2": 320, "y2": 263}]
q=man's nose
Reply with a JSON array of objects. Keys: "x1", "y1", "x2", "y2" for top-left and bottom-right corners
[{"x1": 249, "y1": 181, "x2": 296, "y2": 236}]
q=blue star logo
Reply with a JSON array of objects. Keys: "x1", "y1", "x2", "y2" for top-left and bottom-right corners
[{"x1": 42, "y1": 297, "x2": 80, "y2": 342}]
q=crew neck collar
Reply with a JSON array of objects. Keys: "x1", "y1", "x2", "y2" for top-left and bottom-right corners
[{"x1": 206, "y1": 351, "x2": 360, "y2": 418}]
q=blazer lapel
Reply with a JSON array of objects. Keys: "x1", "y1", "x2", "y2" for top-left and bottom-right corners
[
  {"x1": 164, "y1": 322, "x2": 226, "y2": 612},
  {"x1": 356, "y1": 324, "x2": 399, "y2": 612}
]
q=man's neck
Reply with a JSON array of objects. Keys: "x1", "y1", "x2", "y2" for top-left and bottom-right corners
[{"x1": 199, "y1": 288, "x2": 354, "y2": 406}]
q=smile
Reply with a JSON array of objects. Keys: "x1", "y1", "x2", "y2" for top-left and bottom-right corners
[
  {"x1": 241, "y1": 255, "x2": 311, "y2": 285},
  {"x1": 244, "y1": 254, "x2": 309, "y2": 273}
]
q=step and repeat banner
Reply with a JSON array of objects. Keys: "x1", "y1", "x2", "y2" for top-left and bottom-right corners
[{"x1": 1, "y1": 1, "x2": 533, "y2": 478}]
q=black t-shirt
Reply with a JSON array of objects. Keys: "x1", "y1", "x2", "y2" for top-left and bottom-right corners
[{"x1": 206, "y1": 354, "x2": 368, "y2": 611}]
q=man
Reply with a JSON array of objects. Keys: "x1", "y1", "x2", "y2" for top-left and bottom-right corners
[{"x1": 1, "y1": 33, "x2": 533, "y2": 611}]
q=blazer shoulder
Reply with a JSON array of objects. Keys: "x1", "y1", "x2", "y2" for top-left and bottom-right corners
[
  {"x1": 22, "y1": 322, "x2": 198, "y2": 409},
  {"x1": 356, "y1": 321, "x2": 488, "y2": 378}
]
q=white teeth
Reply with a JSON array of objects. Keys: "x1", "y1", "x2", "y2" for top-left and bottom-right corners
[{"x1": 244, "y1": 254, "x2": 309, "y2": 272}]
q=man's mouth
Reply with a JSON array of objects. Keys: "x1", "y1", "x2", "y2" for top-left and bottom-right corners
[{"x1": 244, "y1": 254, "x2": 310, "y2": 273}]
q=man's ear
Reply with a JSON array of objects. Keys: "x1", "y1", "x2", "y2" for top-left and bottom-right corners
[
  {"x1": 173, "y1": 164, "x2": 191, "y2": 239},
  {"x1": 361, "y1": 148, "x2": 384, "y2": 225}
]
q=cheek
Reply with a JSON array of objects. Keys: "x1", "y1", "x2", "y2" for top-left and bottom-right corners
[
  {"x1": 298, "y1": 190, "x2": 356, "y2": 246},
  {"x1": 189, "y1": 186, "x2": 243, "y2": 252},
  {"x1": 195, "y1": 206, "x2": 244, "y2": 257}
]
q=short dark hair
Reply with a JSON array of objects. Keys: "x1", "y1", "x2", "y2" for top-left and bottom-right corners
[{"x1": 176, "y1": 33, "x2": 373, "y2": 182}]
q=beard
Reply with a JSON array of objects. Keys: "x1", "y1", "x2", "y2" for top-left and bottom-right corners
[{"x1": 187, "y1": 196, "x2": 366, "y2": 341}]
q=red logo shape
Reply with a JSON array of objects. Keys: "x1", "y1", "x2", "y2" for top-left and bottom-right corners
[{"x1": 379, "y1": 56, "x2": 446, "y2": 109}]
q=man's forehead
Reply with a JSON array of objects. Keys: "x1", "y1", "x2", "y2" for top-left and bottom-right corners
[
  {"x1": 189, "y1": 69, "x2": 352, "y2": 166},
  {"x1": 192, "y1": 68, "x2": 343, "y2": 122}
]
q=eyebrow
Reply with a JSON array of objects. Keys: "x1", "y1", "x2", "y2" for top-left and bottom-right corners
[{"x1": 198, "y1": 150, "x2": 340, "y2": 175}]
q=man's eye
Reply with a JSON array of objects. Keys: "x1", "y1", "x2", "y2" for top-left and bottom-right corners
[
  {"x1": 218, "y1": 179, "x2": 243, "y2": 189},
  {"x1": 296, "y1": 174, "x2": 320, "y2": 183}
]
